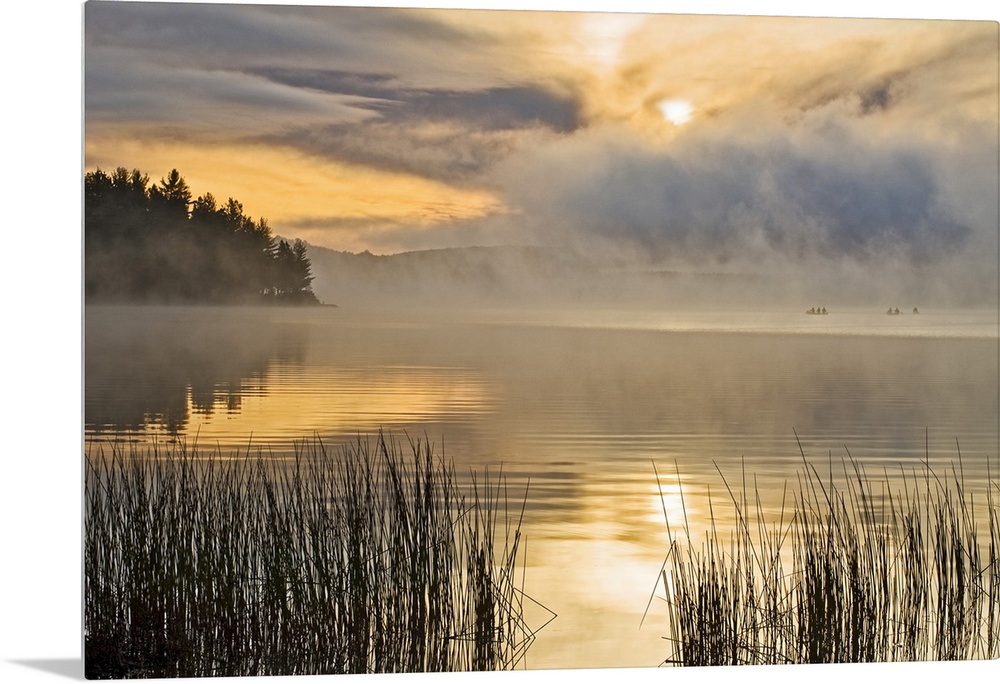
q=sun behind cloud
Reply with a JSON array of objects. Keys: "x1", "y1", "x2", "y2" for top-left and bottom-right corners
[{"x1": 657, "y1": 98, "x2": 694, "y2": 125}]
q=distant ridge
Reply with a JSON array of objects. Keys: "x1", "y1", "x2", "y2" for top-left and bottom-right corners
[{"x1": 303, "y1": 243, "x2": 769, "y2": 308}]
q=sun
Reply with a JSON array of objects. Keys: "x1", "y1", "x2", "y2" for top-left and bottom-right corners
[{"x1": 658, "y1": 98, "x2": 694, "y2": 126}]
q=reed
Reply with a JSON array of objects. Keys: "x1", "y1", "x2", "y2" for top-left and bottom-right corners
[
  {"x1": 656, "y1": 438, "x2": 1000, "y2": 666},
  {"x1": 84, "y1": 432, "x2": 547, "y2": 678}
]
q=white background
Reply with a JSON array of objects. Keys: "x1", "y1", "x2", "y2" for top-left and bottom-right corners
[{"x1": 3, "y1": 1, "x2": 997, "y2": 682}]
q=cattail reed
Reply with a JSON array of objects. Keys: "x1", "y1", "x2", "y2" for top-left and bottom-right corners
[
  {"x1": 657, "y1": 439, "x2": 999, "y2": 666},
  {"x1": 84, "y1": 432, "x2": 545, "y2": 678}
]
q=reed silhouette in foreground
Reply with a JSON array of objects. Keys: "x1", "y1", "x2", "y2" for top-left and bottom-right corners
[
  {"x1": 654, "y1": 437, "x2": 999, "y2": 666},
  {"x1": 85, "y1": 434, "x2": 550, "y2": 679}
]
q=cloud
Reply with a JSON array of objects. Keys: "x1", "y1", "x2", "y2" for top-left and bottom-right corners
[
  {"x1": 254, "y1": 92, "x2": 582, "y2": 184},
  {"x1": 246, "y1": 68, "x2": 584, "y2": 181},
  {"x1": 369, "y1": 85, "x2": 582, "y2": 132},
  {"x1": 84, "y1": 3, "x2": 477, "y2": 71},
  {"x1": 247, "y1": 69, "x2": 584, "y2": 133},
  {"x1": 482, "y1": 15, "x2": 996, "y2": 295},
  {"x1": 500, "y1": 114, "x2": 979, "y2": 272},
  {"x1": 772, "y1": 144, "x2": 969, "y2": 261},
  {"x1": 85, "y1": 61, "x2": 368, "y2": 133},
  {"x1": 84, "y1": 3, "x2": 553, "y2": 114},
  {"x1": 857, "y1": 80, "x2": 896, "y2": 114},
  {"x1": 244, "y1": 69, "x2": 402, "y2": 100},
  {"x1": 259, "y1": 121, "x2": 519, "y2": 183},
  {"x1": 611, "y1": 16, "x2": 997, "y2": 134},
  {"x1": 85, "y1": 3, "x2": 585, "y2": 184}
]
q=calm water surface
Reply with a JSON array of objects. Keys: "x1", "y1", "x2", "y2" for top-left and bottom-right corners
[{"x1": 84, "y1": 304, "x2": 999, "y2": 669}]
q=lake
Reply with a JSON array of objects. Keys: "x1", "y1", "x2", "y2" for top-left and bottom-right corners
[{"x1": 84, "y1": 304, "x2": 999, "y2": 670}]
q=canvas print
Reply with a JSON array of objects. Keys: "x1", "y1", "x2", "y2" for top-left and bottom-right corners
[{"x1": 83, "y1": 0, "x2": 1000, "y2": 679}]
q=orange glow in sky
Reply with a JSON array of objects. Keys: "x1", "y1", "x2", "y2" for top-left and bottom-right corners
[{"x1": 85, "y1": 3, "x2": 998, "y2": 261}]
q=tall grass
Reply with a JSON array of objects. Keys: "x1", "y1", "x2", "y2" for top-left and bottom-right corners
[
  {"x1": 84, "y1": 432, "x2": 549, "y2": 678},
  {"x1": 656, "y1": 437, "x2": 1000, "y2": 666}
]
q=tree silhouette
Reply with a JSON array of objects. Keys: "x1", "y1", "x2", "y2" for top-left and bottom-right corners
[
  {"x1": 85, "y1": 167, "x2": 320, "y2": 305},
  {"x1": 149, "y1": 169, "x2": 192, "y2": 221},
  {"x1": 270, "y1": 238, "x2": 318, "y2": 303}
]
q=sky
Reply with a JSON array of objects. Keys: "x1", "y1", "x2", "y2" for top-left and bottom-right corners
[{"x1": 84, "y1": 1, "x2": 999, "y2": 304}]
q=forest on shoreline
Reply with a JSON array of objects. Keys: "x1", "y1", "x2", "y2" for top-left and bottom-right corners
[{"x1": 85, "y1": 167, "x2": 319, "y2": 304}]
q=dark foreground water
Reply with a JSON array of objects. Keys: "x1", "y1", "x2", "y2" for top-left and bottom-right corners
[{"x1": 84, "y1": 304, "x2": 999, "y2": 669}]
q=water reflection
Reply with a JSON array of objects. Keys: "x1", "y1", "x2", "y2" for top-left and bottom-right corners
[
  {"x1": 82, "y1": 305, "x2": 999, "y2": 669},
  {"x1": 84, "y1": 306, "x2": 500, "y2": 450},
  {"x1": 85, "y1": 306, "x2": 307, "y2": 438}
]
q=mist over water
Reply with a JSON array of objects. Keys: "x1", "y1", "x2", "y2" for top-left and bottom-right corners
[
  {"x1": 304, "y1": 241, "x2": 1000, "y2": 312},
  {"x1": 84, "y1": 303, "x2": 998, "y2": 668}
]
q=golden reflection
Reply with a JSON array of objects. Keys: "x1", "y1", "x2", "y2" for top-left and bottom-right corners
[
  {"x1": 524, "y1": 533, "x2": 671, "y2": 668},
  {"x1": 154, "y1": 366, "x2": 495, "y2": 449},
  {"x1": 646, "y1": 479, "x2": 694, "y2": 530}
]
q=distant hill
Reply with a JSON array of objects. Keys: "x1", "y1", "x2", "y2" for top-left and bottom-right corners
[{"x1": 303, "y1": 243, "x2": 771, "y2": 309}]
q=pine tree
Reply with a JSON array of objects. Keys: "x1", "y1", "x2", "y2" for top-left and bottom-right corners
[{"x1": 84, "y1": 166, "x2": 319, "y2": 305}]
